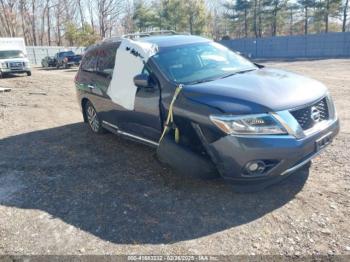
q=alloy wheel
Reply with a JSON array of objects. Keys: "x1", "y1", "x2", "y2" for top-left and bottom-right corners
[{"x1": 86, "y1": 104, "x2": 100, "y2": 133}]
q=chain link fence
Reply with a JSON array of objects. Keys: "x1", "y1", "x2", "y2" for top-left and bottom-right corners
[
  {"x1": 220, "y1": 32, "x2": 350, "y2": 59},
  {"x1": 26, "y1": 46, "x2": 85, "y2": 65}
]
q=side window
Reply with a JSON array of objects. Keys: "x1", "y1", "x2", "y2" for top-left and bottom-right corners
[
  {"x1": 96, "y1": 44, "x2": 119, "y2": 78},
  {"x1": 81, "y1": 51, "x2": 98, "y2": 73}
]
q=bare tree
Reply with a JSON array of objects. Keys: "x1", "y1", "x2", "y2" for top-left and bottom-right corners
[
  {"x1": 77, "y1": 0, "x2": 85, "y2": 27},
  {"x1": 87, "y1": 0, "x2": 96, "y2": 32},
  {"x1": 30, "y1": 0, "x2": 37, "y2": 45},
  {"x1": 0, "y1": 0, "x2": 18, "y2": 37},
  {"x1": 97, "y1": 0, "x2": 125, "y2": 38}
]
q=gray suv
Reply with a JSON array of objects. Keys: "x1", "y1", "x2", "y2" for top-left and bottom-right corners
[{"x1": 75, "y1": 33, "x2": 339, "y2": 186}]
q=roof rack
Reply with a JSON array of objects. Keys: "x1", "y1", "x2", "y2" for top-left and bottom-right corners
[
  {"x1": 100, "y1": 30, "x2": 190, "y2": 45},
  {"x1": 122, "y1": 30, "x2": 179, "y2": 39}
]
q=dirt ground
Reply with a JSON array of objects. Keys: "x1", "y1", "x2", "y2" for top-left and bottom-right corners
[{"x1": 0, "y1": 60, "x2": 349, "y2": 256}]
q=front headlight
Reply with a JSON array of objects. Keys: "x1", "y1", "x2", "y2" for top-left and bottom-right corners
[
  {"x1": 209, "y1": 113, "x2": 288, "y2": 135},
  {"x1": 0, "y1": 62, "x2": 7, "y2": 68}
]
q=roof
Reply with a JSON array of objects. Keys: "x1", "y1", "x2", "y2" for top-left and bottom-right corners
[
  {"x1": 139, "y1": 35, "x2": 211, "y2": 48},
  {"x1": 86, "y1": 34, "x2": 212, "y2": 54}
]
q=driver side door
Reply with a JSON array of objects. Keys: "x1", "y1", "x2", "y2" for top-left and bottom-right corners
[{"x1": 112, "y1": 66, "x2": 162, "y2": 144}]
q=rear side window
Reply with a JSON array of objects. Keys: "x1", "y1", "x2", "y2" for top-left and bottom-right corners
[
  {"x1": 81, "y1": 50, "x2": 98, "y2": 72},
  {"x1": 96, "y1": 44, "x2": 119, "y2": 77}
]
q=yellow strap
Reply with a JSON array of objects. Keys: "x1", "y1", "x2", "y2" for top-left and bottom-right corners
[{"x1": 159, "y1": 84, "x2": 183, "y2": 143}]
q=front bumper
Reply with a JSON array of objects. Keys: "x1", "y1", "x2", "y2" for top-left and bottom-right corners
[
  {"x1": 208, "y1": 118, "x2": 339, "y2": 182},
  {"x1": 1, "y1": 67, "x2": 31, "y2": 74}
]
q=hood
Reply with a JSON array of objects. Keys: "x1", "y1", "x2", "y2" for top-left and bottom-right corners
[{"x1": 183, "y1": 68, "x2": 328, "y2": 114}]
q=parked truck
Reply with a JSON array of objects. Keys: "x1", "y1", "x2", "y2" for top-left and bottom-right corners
[{"x1": 0, "y1": 38, "x2": 31, "y2": 78}]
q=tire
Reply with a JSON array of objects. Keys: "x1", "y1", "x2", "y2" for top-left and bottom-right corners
[
  {"x1": 84, "y1": 101, "x2": 104, "y2": 134},
  {"x1": 26, "y1": 71, "x2": 32, "y2": 76}
]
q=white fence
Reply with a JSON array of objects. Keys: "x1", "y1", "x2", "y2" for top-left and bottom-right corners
[{"x1": 26, "y1": 46, "x2": 85, "y2": 65}]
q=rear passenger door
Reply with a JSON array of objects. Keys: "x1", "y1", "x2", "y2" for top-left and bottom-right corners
[
  {"x1": 93, "y1": 43, "x2": 120, "y2": 123},
  {"x1": 78, "y1": 44, "x2": 119, "y2": 122}
]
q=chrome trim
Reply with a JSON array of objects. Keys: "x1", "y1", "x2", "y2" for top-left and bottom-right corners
[
  {"x1": 102, "y1": 121, "x2": 119, "y2": 130},
  {"x1": 287, "y1": 94, "x2": 337, "y2": 137},
  {"x1": 272, "y1": 111, "x2": 305, "y2": 139},
  {"x1": 303, "y1": 119, "x2": 335, "y2": 137},
  {"x1": 117, "y1": 130, "x2": 159, "y2": 147},
  {"x1": 325, "y1": 93, "x2": 337, "y2": 120},
  {"x1": 102, "y1": 121, "x2": 159, "y2": 147},
  {"x1": 280, "y1": 149, "x2": 323, "y2": 176}
]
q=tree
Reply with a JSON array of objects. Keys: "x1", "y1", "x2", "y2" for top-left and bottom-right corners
[
  {"x1": 298, "y1": 0, "x2": 316, "y2": 34},
  {"x1": 319, "y1": 0, "x2": 342, "y2": 32},
  {"x1": 264, "y1": 0, "x2": 287, "y2": 36},
  {"x1": 64, "y1": 21, "x2": 99, "y2": 46},
  {"x1": 133, "y1": 0, "x2": 154, "y2": 31},
  {"x1": 76, "y1": 0, "x2": 85, "y2": 27},
  {"x1": 252, "y1": 0, "x2": 262, "y2": 37},
  {"x1": 235, "y1": 0, "x2": 251, "y2": 37},
  {"x1": 97, "y1": 0, "x2": 124, "y2": 38},
  {"x1": 161, "y1": 0, "x2": 187, "y2": 31},
  {"x1": 77, "y1": 23, "x2": 100, "y2": 46},
  {"x1": 185, "y1": 0, "x2": 207, "y2": 35},
  {"x1": 64, "y1": 21, "x2": 77, "y2": 46},
  {"x1": 343, "y1": 0, "x2": 349, "y2": 31},
  {"x1": 287, "y1": 3, "x2": 299, "y2": 35}
]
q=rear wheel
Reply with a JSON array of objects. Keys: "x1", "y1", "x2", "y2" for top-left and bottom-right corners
[{"x1": 84, "y1": 101, "x2": 104, "y2": 134}]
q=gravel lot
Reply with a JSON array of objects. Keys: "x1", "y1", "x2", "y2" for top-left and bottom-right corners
[{"x1": 0, "y1": 60, "x2": 349, "y2": 256}]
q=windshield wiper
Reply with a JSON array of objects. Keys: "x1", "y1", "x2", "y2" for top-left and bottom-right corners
[
  {"x1": 187, "y1": 68, "x2": 257, "y2": 85},
  {"x1": 220, "y1": 69, "x2": 256, "y2": 79},
  {"x1": 187, "y1": 78, "x2": 218, "y2": 85}
]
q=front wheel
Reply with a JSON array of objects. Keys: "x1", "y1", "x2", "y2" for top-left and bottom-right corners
[
  {"x1": 84, "y1": 101, "x2": 104, "y2": 134},
  {"x1": 26, "y1": 71, "x2": 32, "y2": 76}
]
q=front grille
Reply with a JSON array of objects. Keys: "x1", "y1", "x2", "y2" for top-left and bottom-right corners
[
  {"x1": 290, "y1": 97, "x2": 329, "y2": 130},
  {"x1": 9, "y1": 62, "x2": 24, "y2": 69}
]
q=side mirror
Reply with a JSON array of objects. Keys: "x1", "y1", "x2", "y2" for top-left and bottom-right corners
[{"x1": 133, "y1": 74, "x2": 154, "y2": 88}]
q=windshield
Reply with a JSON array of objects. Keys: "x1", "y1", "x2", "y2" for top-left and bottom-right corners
[
  {"x1": 152, "y1": 42, "x2": 256, "y2": 84},
  {"x1": 0, "y1": 50, "x2": 25, "y2": 59},
  {"x1": 59, "y1": 51, "x2": 75, "y2": 57}
]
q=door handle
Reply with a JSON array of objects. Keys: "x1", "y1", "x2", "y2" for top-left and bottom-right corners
[{"x1": 88, "y1": 84, "x2": 95, "y2": 89}]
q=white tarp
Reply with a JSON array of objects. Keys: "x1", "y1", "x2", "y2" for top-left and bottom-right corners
[
  {"x1": 0, "y1": 38, "x2": 27, "y2": 54},
  {"x1": 107, "y1": 38, "x2": 158, "y2": 110}
]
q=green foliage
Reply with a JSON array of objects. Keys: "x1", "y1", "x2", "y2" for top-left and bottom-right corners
[
  {"x1": 185, "y1": 0, "x2": 208, "y2": 34},
  {"x1": 77, "y1": 24, "x2": 100, "y2": 46},
  {"x1": 64, "y1": 22, "x2": 78, "y2": 46},
  {"x1": 133, "y1": 0, "x2": 155, "y2": 31},
  {"x1": 64, "y1": 22, "x2": 99, "y2": 47},
  {"x1": 132, "y1": 0, "x2": 208, "y2": 34}
]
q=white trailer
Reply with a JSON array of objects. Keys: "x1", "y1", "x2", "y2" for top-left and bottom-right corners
[{"x1": 0, "y1": 37, "x2": 31, "y2": 78}]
